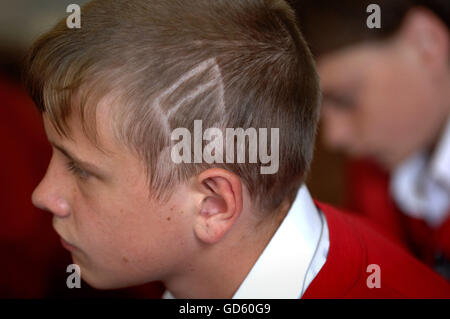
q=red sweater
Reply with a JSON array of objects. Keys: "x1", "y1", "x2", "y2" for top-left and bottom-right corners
[
  {"x1": 346, "y1": 159, "x2": 450, "y2": 266},
  {"x1": 303, "y1": 202, "x2": 450, "y2": 298}
]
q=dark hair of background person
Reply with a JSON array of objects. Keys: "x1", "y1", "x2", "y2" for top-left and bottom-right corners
[{"x1": 288, "y1": 0, "x2": 450, "y2": 57}]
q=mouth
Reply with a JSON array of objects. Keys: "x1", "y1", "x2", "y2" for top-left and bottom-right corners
[
  {"x1": 60, "y1": 237, "x2": 79, "y2": 251},
  {"x1": 53, "y1": 219, "x2": 78, "y2": 251}
]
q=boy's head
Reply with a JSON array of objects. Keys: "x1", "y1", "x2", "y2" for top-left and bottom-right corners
[
  {"x1": 290, "y1": 0, "x2": 450, "y2": 170},
  {"x1": 25, "y1": 0, "x2": 320, "y2": 290}
]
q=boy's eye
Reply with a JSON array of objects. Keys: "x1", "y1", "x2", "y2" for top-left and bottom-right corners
[
  {"x1": 66, "y1": 161, "x2": 90, "y2": 179},
  {"x1": 323, "y1": 94, "x2": 356, "y2": 110}
]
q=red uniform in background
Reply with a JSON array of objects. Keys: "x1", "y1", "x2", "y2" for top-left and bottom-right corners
[
  {"x1": 345, "y1": 159, "x2": 450, "y2": 273},
  {"x1": 303, "y1": 202, "x2": 450, "y2": 298},
  {"x1": 0, "y1": 74, "x2": 164, "y2": 298}
]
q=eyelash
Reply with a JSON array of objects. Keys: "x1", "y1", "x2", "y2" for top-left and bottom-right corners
[{"x1": 66, "y1": 161, "x2": 90, "y2": 179}]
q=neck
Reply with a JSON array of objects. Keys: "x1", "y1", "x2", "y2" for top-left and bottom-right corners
[{"x1": 163, "y1": 205, "x2": 289, "y2": 298}]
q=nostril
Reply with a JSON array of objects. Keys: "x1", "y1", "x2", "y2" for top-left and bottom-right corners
[{"x1": 56, "y1": 198, "x2": 70, "y2": 215}]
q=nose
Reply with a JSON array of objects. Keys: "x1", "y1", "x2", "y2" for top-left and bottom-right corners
[{"x1": 31, "y1": 157, "x2": 71, "y2": 218}]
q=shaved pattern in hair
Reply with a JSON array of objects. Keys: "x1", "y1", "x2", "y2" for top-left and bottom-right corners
[{"x1": 24, "y1": 0, "x2": 321, "y2": 213}]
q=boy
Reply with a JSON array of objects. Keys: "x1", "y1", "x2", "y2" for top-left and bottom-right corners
[
  {"x1": 25, "y1": 0, "x2": 449, "y2": 298},
  {"x1": 290, "y1": 0, "x2": 450, "y2": 277}
]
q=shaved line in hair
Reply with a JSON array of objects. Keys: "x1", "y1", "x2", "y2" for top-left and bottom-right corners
[{"x1": 155, "y1": 58, "x2": 226, "y2": 132}]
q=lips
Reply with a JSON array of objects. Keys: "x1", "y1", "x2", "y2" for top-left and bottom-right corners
[
  {"x1": 60, "y1": 237, "x2": 78, "y2": 251},
  {"x1": 53, "y1": 220, "x2": 78, "y2": 251}
]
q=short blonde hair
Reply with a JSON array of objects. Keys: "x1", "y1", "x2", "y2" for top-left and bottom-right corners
[{"x1": 23, "y1": 0, "x2": 321, "y2": 212}]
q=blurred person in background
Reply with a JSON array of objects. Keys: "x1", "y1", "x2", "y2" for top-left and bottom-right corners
[{"x1": 290, "y1": 0, "x2": 450, "y2": 278}]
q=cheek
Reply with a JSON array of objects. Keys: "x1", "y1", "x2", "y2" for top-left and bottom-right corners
[
  {"x1": 78, "y1": 189, "x2": 186, "y2": 264},
  {"x1": 70, "y1": 195, "x2": 165, "y2": 285},
  {"x1": 78, "y1": 193, "x2": 150, "y2": 251},
  {"x1": 67, "y1": 185, "x2": 137, "y2": 260},
  {"x1": 69, "y1": 176, "x2": 196, "y2": 288},
  {"x1": 358, "y1": 63, "x2": 415, "y2": 145},
  {"x1": 356, "y1": 58, "x2": 440, "y2": 166}
]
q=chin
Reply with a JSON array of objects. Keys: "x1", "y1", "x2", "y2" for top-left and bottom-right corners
[
  {"x1": 82, "y1": 273, "x2": 134, "y2": 290},
  {"x1": 367, "y1": 153, "x2": 396, "y2": 172},
  {"x1": 374, "y1": 158, "x2": 393, "y2": 171},
  {"x1": 382, "y1": 155, "x2": 408, "y2": 172},
  {"x1": 81, "y1": 267, "x2": 150, "y2": 290}
]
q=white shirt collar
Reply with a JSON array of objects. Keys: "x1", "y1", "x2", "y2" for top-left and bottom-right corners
[
  {"x1": 163, "y1": 185, "x2": 329, "y2": 299},
  {"x1": 430, "y1": 117, "x2": 450, "y2": 191},
  {"x1": 390, "y1": 117, "x2": 450, "y2": 227}
]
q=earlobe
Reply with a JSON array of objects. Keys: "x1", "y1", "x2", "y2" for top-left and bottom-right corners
[{"x1": 193, "y1": 169, "x2": 243, "y2": 244}]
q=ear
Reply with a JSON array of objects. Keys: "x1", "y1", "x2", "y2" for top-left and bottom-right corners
[
  {"x1": 397, "y1": 8, "x2": 449, "y2": 74},
  {"x1": 193, "y1": 168, "x2": 243, "y2": 244}
]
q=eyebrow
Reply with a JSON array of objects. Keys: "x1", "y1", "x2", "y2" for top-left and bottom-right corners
[{"x1": 49, "y1": 141, "x2": 106, "y2": 177}]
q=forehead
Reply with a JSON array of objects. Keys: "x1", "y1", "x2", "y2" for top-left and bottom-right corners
[
  {"x1": 317, "y1": 43, "x2": 388, "y2": 87},
  {"x1": 42, "y1": 95, "x2": 123, "y2": 164}
]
